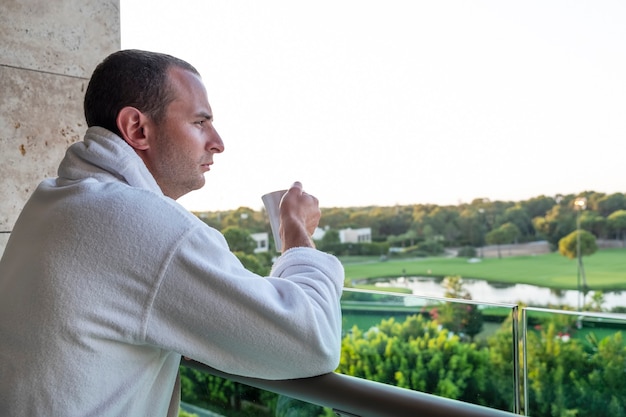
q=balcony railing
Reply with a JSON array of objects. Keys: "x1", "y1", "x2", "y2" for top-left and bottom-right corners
[
  {"x1": 185, "y1": 360, "x2": 519, "y2": 417},
  {"x1": 181, "y1": 288, "x2": 626, "y2": 417}
]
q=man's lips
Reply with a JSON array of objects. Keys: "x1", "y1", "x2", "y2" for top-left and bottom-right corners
[{"x1": 200, "y1": 159, "x2": 213, "y2": 170}]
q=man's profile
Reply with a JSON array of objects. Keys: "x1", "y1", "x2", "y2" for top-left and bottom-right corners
[{"x1": 0, "y1": 49, "x2": 344, "y2": 417}]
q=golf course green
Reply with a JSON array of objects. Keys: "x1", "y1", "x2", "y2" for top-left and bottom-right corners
[{"x1": 343, "y1": 248, "x2": 626, "y2": 291}]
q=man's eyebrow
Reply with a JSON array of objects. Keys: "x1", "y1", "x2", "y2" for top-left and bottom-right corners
[{"x1": 196, "y1": 112, "x2": 213, "y2": 121}]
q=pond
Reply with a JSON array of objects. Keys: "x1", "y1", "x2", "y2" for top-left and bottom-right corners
[{"x1": 372, "y1": 276, "x2": 626, "y2": 310}]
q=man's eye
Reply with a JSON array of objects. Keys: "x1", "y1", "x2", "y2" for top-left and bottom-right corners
[{"x1": 196, "y1": 120, "x2": 205, "y2": 125}]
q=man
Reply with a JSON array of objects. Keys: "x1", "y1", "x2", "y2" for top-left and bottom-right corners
[{"x1": 0, "y1": 50, "x2": 344, "y2": 416}]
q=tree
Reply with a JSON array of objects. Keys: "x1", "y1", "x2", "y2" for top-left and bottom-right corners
[
  {"x1": 521, "y1": 195, "x2": 557, "y2": 219},
  {"x1": 485, "y1": 222, "x2": 521, "y2": 258},
  {"x1": 222, "y1": 226, "x2": 257, "y2": 254},
  {"x1": 316, "y1": 229, "x2": 342, "y2": 253},
  {"x1": 370, "y1": 206, "x2": 413, "y2": 238},
  {"x1": 596, "y1": 193, "x2": 626, "y2": 217},
  {"x1": 457, "y1": 207, "x2": 483, "y2": 247},
  {"x1": 221, "y1": 207, "x2": 265, "y2": 231},
  {"x1": 532, "y1": 216, "x2": 549, "y2": 240},
  {"x1": 558, "y1": 230, "x2": 598, "y2": 260},
  {"x1": 573, "y1": 332, "x2": 626, "y2": 416},
  {"x1": 540, "y1": 204, "x2": 577, "y2": 247},
  {"x1": 426, "y1": 207, "x2": 460, "y2": 243},
  {"x1": 387, "y1": 230, "x2": 419, "y2": 248},
  {"x1": 234, "y1": 252, "x2": 270, "y2": 276},
  {"x1": 558, "y1": 230, "x2": 597, "y2": 299},
  {"x1": 579, "y1": 210, "x2": 607, "y2": 238},
  {"x1": 433, "y1": 276, "x2": 484, "y2": 341},
  {"x1": 338, "y1": 315, "x2": 493, "y2": 406},
  {"x1": 584, "y1": 291, "x2": 606, "y2": 312},
  {"x1": 503, "y1": 206, "x2": 534, "y2": 240},
  {"x1": 319, "y1": 207, "x2": 352, "y2": 229},
  {"x1": 607, "y1": 210, "x2": 626, "y2": 244},
  {"x1": 180, "y1": 366, "x2": 277, "y2": 415},
  {"x1": 525, "y1": 322, "x2": 589, "y2": 416}
]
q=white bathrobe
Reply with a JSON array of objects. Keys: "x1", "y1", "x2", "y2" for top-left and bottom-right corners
[{"x1": 0, "y1": 127, "x2": 344, "y2": 417}]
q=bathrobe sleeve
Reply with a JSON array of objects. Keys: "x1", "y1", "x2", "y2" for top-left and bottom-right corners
[{"x1": 144, "y1": 224, "x2": 344, "y2": 380}]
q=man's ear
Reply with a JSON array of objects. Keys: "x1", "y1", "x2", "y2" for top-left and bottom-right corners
[{"x1": 116, "y1": 106, "x2": 151, "y2": 151}]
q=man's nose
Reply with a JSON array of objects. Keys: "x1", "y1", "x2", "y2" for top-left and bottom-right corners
[{"x1": 208, "y1": 126, "x2": 225, "y2": 153}]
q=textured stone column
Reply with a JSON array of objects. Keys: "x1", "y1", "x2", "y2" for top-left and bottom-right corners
[{"x1": 0, "y1": 0, "x2": 120, "y2": 254}]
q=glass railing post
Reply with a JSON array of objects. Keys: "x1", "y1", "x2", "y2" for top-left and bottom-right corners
[
  {"x1": 511, "y1": 304, "x2": 521, "y2": 415},
  {"x1": 521, "y1": 307, "x2": 528, "y2": 416}
]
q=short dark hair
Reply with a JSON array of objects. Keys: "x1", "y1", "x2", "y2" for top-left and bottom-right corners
[{"x1": 84, "y1": 49, "x2": 200, "y2": 136}]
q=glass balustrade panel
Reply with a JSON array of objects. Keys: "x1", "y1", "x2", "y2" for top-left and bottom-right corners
[
  {"x1": 177, "y1": 287, "x2": 521, "y2": 416},
  {"x1": 339, "y1": 288, "x2": 520, "y2": 414},
  {"x1": 522, "y1": 307, "x2": 626, "y2": 417}
]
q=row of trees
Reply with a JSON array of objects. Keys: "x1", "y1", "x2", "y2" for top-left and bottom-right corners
[
  {"x1": 318, "y1": 191, "x2": 626, "y2": 252},
  {"x1": 195, "y1": 191, "x2": 626, "y2": 257}
]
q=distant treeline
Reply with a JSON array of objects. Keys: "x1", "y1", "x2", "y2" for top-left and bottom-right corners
[{"x1": 194, "y1": 191, "x2": 626, "y2": 254}]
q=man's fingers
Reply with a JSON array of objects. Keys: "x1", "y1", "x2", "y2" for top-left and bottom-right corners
[{"x1": 289, "y1": 181, "x2": 303, "y2": 194}]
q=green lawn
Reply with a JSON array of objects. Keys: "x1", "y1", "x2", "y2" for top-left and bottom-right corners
[{"x1": 342, "y1": 248, "x2": 626, "y2": 291}]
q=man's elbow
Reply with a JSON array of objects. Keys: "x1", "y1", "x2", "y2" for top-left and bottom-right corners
[{"x1": 303, "y1": 335, "x2": 341, "y2": 377}]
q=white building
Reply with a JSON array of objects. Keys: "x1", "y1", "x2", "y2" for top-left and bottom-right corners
[
  {"x1": 339, "y1": 228, "x2": 372, "y2": 244},
  {"x1": 250, "y1": 232, "x2": 269, "y2": 253}
]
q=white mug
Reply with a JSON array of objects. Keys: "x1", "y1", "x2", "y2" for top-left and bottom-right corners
[{"x1": 261, "y1": 189, "x2": 287, "y2": 252}]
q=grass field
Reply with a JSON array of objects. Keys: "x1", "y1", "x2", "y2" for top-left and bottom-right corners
[{"x1": 342, "y1": 248, "x2": 626, "y2": 291}]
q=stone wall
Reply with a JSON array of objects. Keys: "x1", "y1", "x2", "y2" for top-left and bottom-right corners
[
  {"x1": 479, "y1": 241, "x2": 552, "y2": 258},
  {"x1": 0, "y1": 0, "x2": 120, "y2": 255}
]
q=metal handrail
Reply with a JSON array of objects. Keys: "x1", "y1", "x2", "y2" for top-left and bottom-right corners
[{"x1": 185, "y1": 360, "x2": 519, "y2": 417}]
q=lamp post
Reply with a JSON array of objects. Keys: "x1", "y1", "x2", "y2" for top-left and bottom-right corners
[
  {"x1": 574, "y1": 197, "x2": 587, "y2": 310},
  {"x1": 478, "y1": 208, "x2": 485, "y2": 258}
]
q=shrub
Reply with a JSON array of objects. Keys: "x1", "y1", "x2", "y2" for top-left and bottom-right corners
[{"x1": 457, "y1": 246, "x2": 477, "y2": 257}]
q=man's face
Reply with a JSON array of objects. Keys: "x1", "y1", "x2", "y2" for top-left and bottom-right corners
[{"x1": 145, "y1": 67, "x2": 224, "y2": 200}]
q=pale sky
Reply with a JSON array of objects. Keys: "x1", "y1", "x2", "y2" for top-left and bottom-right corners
[{"x1": 120, "y1": 1, "x2": 625, "y2": 212}]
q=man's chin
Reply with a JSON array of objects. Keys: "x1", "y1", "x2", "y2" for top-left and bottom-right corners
[
  {"x1": 173, "y1": 181, "x2": 206, "y2": 201},
  {"x1": 190, "y1": 178, "x2": 207, "y2": 193}
]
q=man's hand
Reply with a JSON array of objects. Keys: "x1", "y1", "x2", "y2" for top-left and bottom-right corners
[{"x1": 279, "y1": 182, "x2": 320, "y2": 251}]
